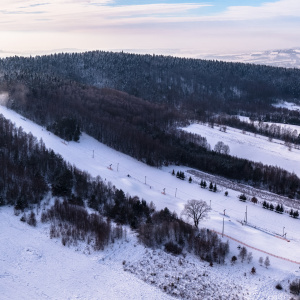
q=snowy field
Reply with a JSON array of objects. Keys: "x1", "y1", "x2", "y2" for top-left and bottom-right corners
[
  {"x1": 1, "y1": 105, "x2": 300, "y2": 299},
  {"x1": 182, "y1": 122, "x2": 300, "y2": 177},
  {"x1": 0, "y1": 206, "x2": 174, "y2": 300},
  {"x1": 273, "y1": 101, "x2": 300, "y2": 111}
]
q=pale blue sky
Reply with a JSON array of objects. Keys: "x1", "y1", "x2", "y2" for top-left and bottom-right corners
[{"x1": 1, "y1": 0, "x2": 300, "y2": 55}]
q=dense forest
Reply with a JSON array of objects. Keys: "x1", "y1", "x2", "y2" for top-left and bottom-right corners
[
  {"x1": 1, "y1": 51, "x2": 300, "y2": 198},
  {"x1": 1, "y1": 51, "x2": 300, "y2": 115},
  {"x1": 0, "y1": 115, "x2": 228, "y2": 263}
]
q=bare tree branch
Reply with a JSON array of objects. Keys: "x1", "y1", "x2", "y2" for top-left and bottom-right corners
[{"x1": 181, "y1": 199, "x2": 210, "y2": 228}]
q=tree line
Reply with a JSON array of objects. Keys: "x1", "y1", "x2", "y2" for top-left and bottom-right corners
[
  {"x1": 213, "y1": 115, "x2": 300, "y2": 146},
  {"x1": 1, "y1": 51, "x2": 300, "y2": 198},
  {"x1": 0, "y1": 114, "x2": 228, "y2": 262},
  {"x1": 1, "y1": 81, "x2": 300, "y2": 198}
]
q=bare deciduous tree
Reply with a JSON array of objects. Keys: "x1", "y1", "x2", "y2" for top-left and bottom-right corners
[
  {"x1": 181, "y1": 200, "x2": 210, "y2": 228},
  {"x1": 214, "y1": 141, "x2": 230, "y2": 155}
]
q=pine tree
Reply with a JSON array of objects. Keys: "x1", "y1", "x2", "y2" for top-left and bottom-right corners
[
  {"x1": 280, "y1": 204, "x2": 284, "y2": 213},
  {"x1": 293, "y1": 210, "x2": 299, "y2": 218},
  {"x1": 0, "y1": 196, "x2": 4, "y2": 206},
  {"x1": 188, "y1": 176, "x2": 192, "y2": 183},
  {"x1": 203, "y1": 181, "x2": 207, "y2": 188},
  {"x1": 88, "y1": 194, "x2": 98, "y2": 210},
  {"x1": 270, "y1": 203, "x2": 274, "y2": 211},
  {"x1": 172, "y1": 169, "x2": 175, "y2": 176},
  {"x1": 209, "y1": 182, "x2": 213, "y2": 190},
  {"x1": 264, "y1": 256, "x2": 270, "y2": 268},
  {"x1": 181, "y1": 172, "x2": 185, "y2": 180},
  {"x1": 213, "y1": 183, "x2": 217, "y2": 192}
]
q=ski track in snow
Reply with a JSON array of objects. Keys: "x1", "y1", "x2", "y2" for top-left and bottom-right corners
[{"x1": 1, "y1": 105, "x2": 300, "y2": 299}]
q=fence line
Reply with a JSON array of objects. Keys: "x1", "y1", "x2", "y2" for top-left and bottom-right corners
[{"x1": 212, "y1": 230, "x2": 300, "y2": 265}]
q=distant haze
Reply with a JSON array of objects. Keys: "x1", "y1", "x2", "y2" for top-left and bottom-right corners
[{"x1": 0, "y1": 1, "x2": 300, "y2": 56}]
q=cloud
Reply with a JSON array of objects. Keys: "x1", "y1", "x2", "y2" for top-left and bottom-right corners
[
  {"x1": 201, "y1": 0, "x2": 300, "y2": 21},
  {"x1": 0, "y1": 2, "x2": 210, "y2": 31},
  {"x1": 0, "y1": 1, "x2": 300, "y2": 54}
]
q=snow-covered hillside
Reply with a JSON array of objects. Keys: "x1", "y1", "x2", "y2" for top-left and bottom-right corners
[
  {"x1": 115, "y1": 48, "x2": 300, "y2": 68},
  {"x1": 0, "y1": 206, "x2": 174, "y2": 300},
  {"x1": 182, "y1": 122, "x2": 300, "y2": 177},
  {"x1": 198, "y1": 48, "x2": 300, "y2": 69},
  {"x1": 1, "y1": 105, "x2": 300, "y2": 299}
]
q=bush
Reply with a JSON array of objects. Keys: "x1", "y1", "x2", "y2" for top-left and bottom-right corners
[
  {"x1": 231, "y1": 255, "x2": 237, "y2": 264},
  {"x1": 275, "y1": 283, "x2": 282, "y2": 290},
  {"x1": 239, "y1": 194, "x2": 247, "y2": 201},
  {"x1": 164, "y1": 242, "x2": 183, "y2": 255},
  {"x1": 27, "y1": 211, "x2": 37, "y2": 227},
  {"x1": 290, "y1": 279, "x2": 300, "y2": 295},
  {"x1": 20, "y1": 213, "x2": 27, "y2": 222}
]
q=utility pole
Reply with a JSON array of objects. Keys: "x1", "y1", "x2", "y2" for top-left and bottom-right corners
[
  {"x1": 222, "y1": 218, "x2": 224, "y2": 237},
  {"x1": 283, "y1": 226, "x2": 285, "y2": 237},
  {"x1": 245, "y1": 206, "x2": 248, "y2": 224},
  {"x1": 223, "y1": 209, "x2": 226, "y2": 216},
  {"x1": 117, "y1": 163, "x2": 119, "y2": 172},
  {"x1": 145, "y1": 176, "x2": 146, "y2": 184},
  {"x1": 175, "y1": 188, "x2": 177, "y2": 198}
]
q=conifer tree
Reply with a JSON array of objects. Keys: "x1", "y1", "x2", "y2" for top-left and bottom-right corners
[{"x1": 213, "y1": 183, "x2": 217, "y2": 192}]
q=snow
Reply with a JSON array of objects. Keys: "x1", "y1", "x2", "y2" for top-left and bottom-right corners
[
  {"x1": 198, "y1": 48, "x2": 300, "y2": 68},
  {"x1": 273, "y1": 101, "x2": 300, "y2": 111},
  {"x1": 0, "y1": 207, "x2": 173, "y2": 300},
  {"x1": 1, "y1": 105, "x2": 300, "y2": 299},
  {"x1": 181, "y1": 122, "x2": 300, "y2": 177}
]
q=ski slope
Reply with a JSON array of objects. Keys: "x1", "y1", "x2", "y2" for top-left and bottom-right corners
[
  {"x1": 0, "y1": 206, "x2": 174, "y2": 300},
  {"x1": 182, "y1": 122, "x2": 300, "y2": 177},
  {"x1": 1, "y1": 105, "x2": 300, "y2": 299}
]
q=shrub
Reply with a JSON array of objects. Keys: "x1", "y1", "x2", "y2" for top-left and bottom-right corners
[
  {"x1": 239, "y1": 194, "x2": 247, "y2": 201},
  {"x1": 20, "y1": 213, "x2": 27, "y2": 222},
  {"x1": 164, "y1": 242, "x2": 183, "y2": 255},
  {"x1": 289, "y1": 279, "x2": 300, "y2": 295},
  {"x1": 275, "y1": 283, "x2": 282, "y2": 290},
  {"x1": 231, "y1": 256, "x2": 237, "y2": 264},
  {"x1": 27, "y1": 211, "x2": 37, "y2": 227}
]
